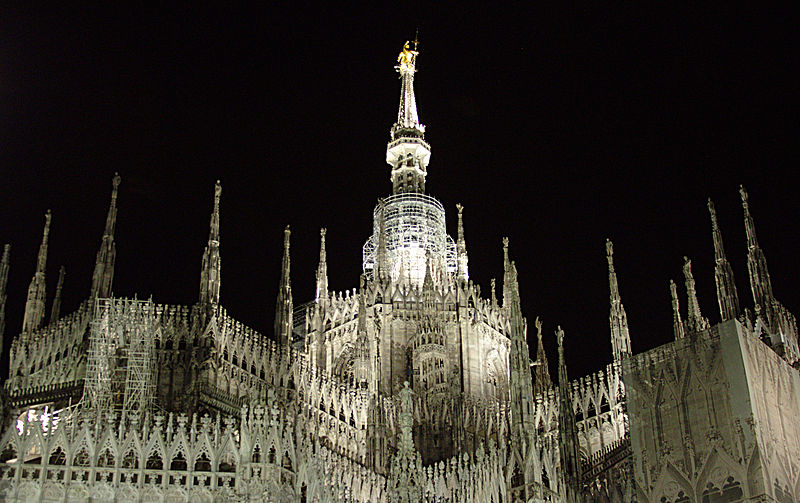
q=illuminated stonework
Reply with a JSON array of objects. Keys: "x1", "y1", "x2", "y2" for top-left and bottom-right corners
[{"x1": 1, "y1": 40, "x2": 798, "y2": 503}]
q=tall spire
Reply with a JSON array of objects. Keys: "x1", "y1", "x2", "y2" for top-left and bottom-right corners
[
  {"x1": 504, "y1": 238, "x2": 537, "y2": 499},
  {"x1": 387, "y1": 38, "x2": 431, "y2": 194},
  {"x1": 739, "y1": 185, "x2": 774, "y2": 315},
  {"x1": 455, "y1": 203, "x2": 469, "y2": 280},
  {"x1": 22, "y1": 210, "x2": 51, "y2": 333},
  {"x1": 532, "y1": 317, "x2": 552, "y2": 396},
  {"x1": 708, "y1": 198, "x2": 740, "y2": 321},
  {"x1": 90, "y1": 173, "x2": 121, "y2": 300},
  {"x1": 556, "y1": 326, "x2": 582, "y2": 503},
  {"x1": 315, "y1": 228, "x2": 329, "y2": 304},
  {"x1": 606, "y1": 239, "x2": 632, "y2": 362},
  {"x1": 683, "y1": 257, "x2": 709, "y2": 333},
  {"x1": 274, "y1": 225, "x2": 293, "y2": 345},
  {"x1": 199, "y1": 180, "x2": 222, "y2": 305},
  {"x1": 0, "y1": 244, "x2": 10, "y2": 354},
  {"x1": 50, "y1": 265, "x2": 65, "y2": 323},
  {"x1": 670, "y1": 279, "x2": 685, "y2": 340},
  {"x1": 392, "y1": 37, "x2": 424, "y2": 137}
]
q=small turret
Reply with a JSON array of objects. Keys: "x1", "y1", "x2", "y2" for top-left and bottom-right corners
[
  {"x1": 90, "y1": 173, "x2": 120, "y2": 300},
  {"x1": 50, "y1": 265, "x2": 65, "y2": 324},
  {"x1": 606, "y1": 239, "x2": 632, "y2": 362},
  {"x1": 708, "y1": 198, "x2": 740, "y2": 321},
  {"x1": 199, "y1": 180, "x2": 222, "y2": 306},
  {"x1": 274, "y1": 225, "x2": 293, "y2": 345},
  {"x1": 22, "y1": 210, "x2": 51, "y2": 333}
]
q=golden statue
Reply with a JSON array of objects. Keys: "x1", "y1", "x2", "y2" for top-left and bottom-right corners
[{"x1": 397, "y1": 40, "x2": 418, "y2": 68}]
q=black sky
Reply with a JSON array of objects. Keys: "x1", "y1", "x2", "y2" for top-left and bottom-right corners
[{"x1": 1, "y1": 5, "x2": 798, "y2": 381}]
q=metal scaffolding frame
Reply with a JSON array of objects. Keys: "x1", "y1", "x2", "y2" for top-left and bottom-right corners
[
  {"x1": 363, "y1": 193, "x2": 457, "y2": 285},
  {"x1": 83, "y1": 298, "x2": 156, "y2": 422}
]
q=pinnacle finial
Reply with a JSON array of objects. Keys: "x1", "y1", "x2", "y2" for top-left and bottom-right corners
[
  {"x1": 275, "y1": 225, "x2": 293, "y2": 345},
  {"x1": 740, "y1": 184, "x2": 760, "y2": 250},
  {"x1": 316, "y1": 227, "x2": 329, "y2": 304},
  {"x1": 199, "y1": 180, "x2": 222, "y2": 305},
  {"x1": 104, "y1": 174, "x2": 120, "y2": 238},
  {"x1": 533, "y1": 315, "x2": 553, "y2": 396},
  {"x1": 708, "y1": 198, "x2": 724, "y2": 260},
  {"x1": 670, "y1": 279, "x2": 685, "y2": 340},
  {"x1": 502, "y1": 237, "x2": 510, "y2": 267},
  {"x1": 38, "y1": 210, "x2": 52, "y2": 274},
  {"x1": 683, "y1": 256, "x2": 707, "y2": 333},
  {"x1": 455, "y1": 203, "x2": 469, "y2": 280},
  {"x1": 556, "y1": 325, "x2": 565, "y2": 360},
  {"x1": 606, "y1": 238, "x2": 614, "y2": 267},
  {"x1": 210, "y1": 180, "x2": 221, "y2": 241},
  {"x1": 708, "y1": 198, "x2": 718, "y2": 229}
]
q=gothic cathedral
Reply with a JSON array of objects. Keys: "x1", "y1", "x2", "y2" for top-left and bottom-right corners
[{"x1": 0, "y1": 41, "x2": 798, "y2": 503}]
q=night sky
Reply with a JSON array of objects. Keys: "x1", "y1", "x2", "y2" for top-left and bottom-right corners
[{"x1": 1, "y1": 5, "x2": 798, "y2": 381}]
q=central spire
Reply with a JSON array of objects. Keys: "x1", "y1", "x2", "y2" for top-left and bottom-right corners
[{"x1": 387, "y1": 37, "x2": 431, "y2": 194}]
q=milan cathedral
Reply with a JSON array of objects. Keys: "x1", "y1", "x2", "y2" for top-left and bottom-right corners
[{"x1": 0, "y1": 40, "x2": 798, "y2": 503}]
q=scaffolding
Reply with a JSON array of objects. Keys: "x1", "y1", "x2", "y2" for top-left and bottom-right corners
[
  {"x1": 83, "y1": 298, "x2": 156, "y2": 422},
  {"x1": 363, "y1": 193, "x2": 457, "y2": 286}
]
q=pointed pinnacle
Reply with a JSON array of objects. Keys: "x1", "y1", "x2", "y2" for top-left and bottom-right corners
[
  {"x1": 606, "y1": 238, "x2": 614, "y2": 270},
  {"x1": 739, "y1": 184, "x2": 749, "y2": 208},
  {"x1": 319, "y1": 228, "x2": 327, "y2": 262},
  {"x1": 209, "y1": 180, "x2": 221, "y2": 241},
  {"x1": 707, "y1": 198, "x2": 719, "y2": 230},
  {"x1": 740, "y1": 185, "x2": 759, "y2": 249},
  {"x1": 708, "y1": 197, "x2": 730, "y2": 265},
  {"x1": 556, "y1": 326, "x2": 565, "y2": 360},
  {"x1": 670, "y1": 278, "x2": 679, "y2": 304},
  {"x1": 456, "y1": 203, "x2": 465, "y2": 241},
  {"x1": 112, "y1": 171, "x2": 121, "y2": 193},
  {"x1": 37, "y1": 210, "x2": 52, "y2": 274},
  {"x1": 283, "y1": 225, "x2": 291, "y2": 250},
  {"x1": 102, "y1": 173, "x2": 121, "y2": 239}
]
